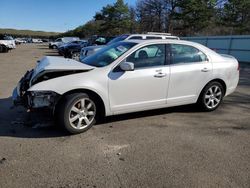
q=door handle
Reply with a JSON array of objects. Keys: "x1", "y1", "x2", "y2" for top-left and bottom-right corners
[
  {"x1": 154, "y1": 72, "x2": 167, "y2": 78},
  {"x1": 201, "y1": 68, "x2": 209, "y2": 72}
]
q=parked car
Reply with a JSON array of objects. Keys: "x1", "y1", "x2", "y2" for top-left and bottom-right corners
[
  {"x1": 49, "y1": 37, "x2": 80, "y2": 49},
  {"x1": 15, "y1": 38, "x2": 26, "y2": 45},
  {"x1": 0, "y1": 35, "x2": 16, "y2": 52},
  {"x1": 42, "y1": 39, "x2": 50, "y2": 42},
  {"x1": 87, "y1": 35, "x2": 114, "y2": 46},
  {"x1": 32, "y1": 39, "x2": 43, "y2": 43},
  {"x1": 58, "y1": 40, "x2": 88, "y2": 61},
  {"x1": 12, "y1": 39, "x2": 239, "y2": 134},
  {"x1": 80, "y1": 33, "x2": 179, "y2": 60},
  {"x1": 79, "y1": 45, "x2": 104, "y2": 61}
]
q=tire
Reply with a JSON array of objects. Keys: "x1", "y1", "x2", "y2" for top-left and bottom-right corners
[
  {"x1": 52, "y1": 45, "x2": 57, "y2": 49},
  {"x1": 71, "y1": 52, "x2": 80, "y2": 61},
  {"x1": 197, "y1": 81, "x2": 225, "y2": 111},
  {"x1": 0, "y1": 45, "x2": 8, "y2": 53},
  {"x1": 57, "y1": 93, "x2": 98, "y2": 134}
]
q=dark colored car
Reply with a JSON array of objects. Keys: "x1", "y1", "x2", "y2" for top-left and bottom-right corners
[
  {"x1": 58, "y1": 40, "x2": 88, "y2": 60},
  {"x1": 87, "y1": 35, "x2": 115, "y2": 46}
]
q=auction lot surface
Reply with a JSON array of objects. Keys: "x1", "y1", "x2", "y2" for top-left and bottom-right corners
[{"x1": 0, "y1": 44, "x2": 250, "y2": 188}]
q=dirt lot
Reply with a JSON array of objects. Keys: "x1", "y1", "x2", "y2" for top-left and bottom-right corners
[{"x1": 0, "y1": 44, "x2": 250, "y2": 188}]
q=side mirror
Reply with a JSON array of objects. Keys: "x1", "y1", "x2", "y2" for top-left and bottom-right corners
[{"x1": 120, "y1": 62, "x2": 134, "y2": 71}]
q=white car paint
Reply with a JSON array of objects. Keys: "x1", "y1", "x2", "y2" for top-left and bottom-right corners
[
  {"x1": 15, "y1": 39, "x2": 239, "y2": 117},
  {"x1": 24, "y1": 40, "x2": 239, "y2": 116}
]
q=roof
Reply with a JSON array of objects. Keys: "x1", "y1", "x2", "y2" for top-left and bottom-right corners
[{"x1": 122, "y1": 39, "x2": 220, "y2": 57}]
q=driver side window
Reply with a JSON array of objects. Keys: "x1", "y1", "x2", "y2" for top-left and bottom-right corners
[{"x1": 126, "y1": 44, "x2": 165, "y2": 69}]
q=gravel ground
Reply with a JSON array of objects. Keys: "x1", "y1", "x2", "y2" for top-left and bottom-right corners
[{"x1": 0, "y1": 44, "x2": 250, "y2": 188}]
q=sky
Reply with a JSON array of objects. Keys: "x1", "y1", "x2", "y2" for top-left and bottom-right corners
[{"x1": 0, "y1": 0, "x2": 136, "y2": 32}]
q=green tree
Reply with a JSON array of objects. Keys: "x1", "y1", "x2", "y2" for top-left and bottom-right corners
[
  {"x1": 94, "y1": 0, "x2": 131, "y2": 35},
  {"x1": 176, "y1": 0, "x2": 217, "y2": 35},
  {"x1": 222, "y1": 0, "x2": 250, "y2": 34}
]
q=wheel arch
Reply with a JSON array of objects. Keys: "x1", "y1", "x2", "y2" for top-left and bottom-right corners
[
  {"x1": 55, "y1": 88, "x2": 106, "y2": 117},
  {"x1": 199, "y1": 78, "x2": 227, "y2": 99}
]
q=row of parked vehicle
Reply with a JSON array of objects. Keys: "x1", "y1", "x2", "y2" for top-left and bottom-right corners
[
  {"x1": 50, "y1": 32, "x2": 180, "y2": 61},
  {"x1": 0, "y1": 34, "x2": 49, "y2": 53}
]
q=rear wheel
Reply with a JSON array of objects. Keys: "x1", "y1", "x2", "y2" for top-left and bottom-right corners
[
  {"x1": 198, "y1": 81, "x2": 224, "y2": 111},
  {"x1": 57, "y1": 93, "x2": 97, "y2": 134}
]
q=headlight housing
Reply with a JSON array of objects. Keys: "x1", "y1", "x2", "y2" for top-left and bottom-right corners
[{"x1": 29, "y1": 91, "x2": 60, "y2": 108}]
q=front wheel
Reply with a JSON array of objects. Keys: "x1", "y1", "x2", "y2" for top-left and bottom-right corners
[
  {"x1": 197, "y1": 81, "x2": 225, "y2": 111},
  {"x1": 57, "y1": 93, "x2": 97, "y2": 134}
]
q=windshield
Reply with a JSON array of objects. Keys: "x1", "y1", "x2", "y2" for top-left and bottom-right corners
[
  {"x1": 107, "y1": 35, "x2": 129, "y2": 45},
  {"x1": 82, "y1": 42, "x2": 136, "y2": 67}
]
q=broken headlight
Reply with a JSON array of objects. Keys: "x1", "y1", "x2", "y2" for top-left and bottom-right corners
[{"x1": 29, "y1": 91, "x2": 60, "y2": 108}]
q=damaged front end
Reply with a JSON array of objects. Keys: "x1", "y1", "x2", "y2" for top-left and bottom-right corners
[
  {"x1": 12, "y1": 56, "x2": 94, "y2": 111},
  {"x1": 12, "y1": 69, "x2": 61, "y2": 110},
  {"x1": 12, "y1": 70, "x2": 34, "y2": 107}
]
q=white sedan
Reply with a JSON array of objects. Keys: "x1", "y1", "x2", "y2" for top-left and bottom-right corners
[{"x1": 13, "y1": 40, "x2": 239, "y2": 134}]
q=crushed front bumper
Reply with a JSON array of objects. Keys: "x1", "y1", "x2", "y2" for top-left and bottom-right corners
[{"x1": 12, "y1": 70, "x2": 60, "y2": 110}]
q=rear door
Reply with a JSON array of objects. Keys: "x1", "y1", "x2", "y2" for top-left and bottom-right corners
[{"x1": 167, "y1": 43, "x2": 213, "y2": 105}]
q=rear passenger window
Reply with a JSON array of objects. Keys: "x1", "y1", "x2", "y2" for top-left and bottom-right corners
[
  {"x1": 128, "y1": 36, "x2": 143, "y2": 40},
  {"x1": 171, "y1": 44, "x2": 207, "y2": 64}
]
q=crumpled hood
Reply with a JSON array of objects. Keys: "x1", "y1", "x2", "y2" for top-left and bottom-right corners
[
  {"x1": 29, "y1": 56, "x2": 94, "y2": 85},
  {"x1": 32, "y1": 56, "x2": 93, "y2": 77}
]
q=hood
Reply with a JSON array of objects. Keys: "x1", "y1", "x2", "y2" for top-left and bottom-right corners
[
  {"x1": 32, "y1": 56, "x2": 94, "y2": 79},
  {"x1": 64, "y1": 43, "x2": 80, "y2": 49}
]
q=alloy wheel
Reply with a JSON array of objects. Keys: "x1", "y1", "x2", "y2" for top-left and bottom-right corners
[
  {"x1": 69, "y1": 98, "x2": 96, "y2": 130},
  {"x1": 204, "y1": 85, "x2": 222, "y2": 109}
]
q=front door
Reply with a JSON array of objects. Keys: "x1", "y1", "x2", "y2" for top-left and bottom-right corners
[{"x1": 108, "y1": 44, "x2": 170, "y2": 114}]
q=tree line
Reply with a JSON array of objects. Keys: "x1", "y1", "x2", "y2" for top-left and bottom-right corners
[{"x1": 62, "y1": 0, "x2": 250, "y2": 38}]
